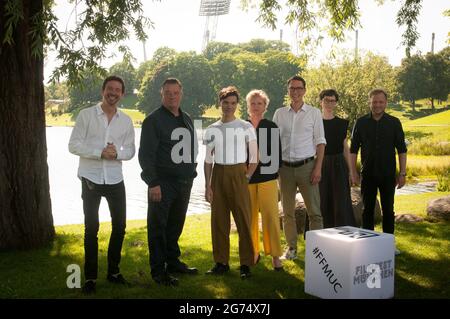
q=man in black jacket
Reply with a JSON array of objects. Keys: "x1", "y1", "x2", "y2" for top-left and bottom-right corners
[
  {"x1": 350, "y1": 88, "x2": 407, "y2": 255},
  {"x1": 139, "y1": 78, "x2": 198, "y2": 286}
]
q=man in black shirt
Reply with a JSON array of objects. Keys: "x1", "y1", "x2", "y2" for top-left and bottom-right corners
[
  {"x1": 139, "y1": 78, "x2": 198, "y2": 286},
  {"x1": 350, "y1": 89, "x2": 407, "y2": 254}
]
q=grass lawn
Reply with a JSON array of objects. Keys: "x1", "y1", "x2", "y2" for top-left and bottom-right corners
[
  {"x1": 407, "y1": 155, "x2": 450, "y2": 179},
  {"x1": 387, "y1": 107, "x2": 450, "y2": 157},
  {"x1": 405, "y1": 109, "x2": 450, "y2": 126},
  {"x1": 404, "y1": 109, "x2": 450, "y2": 140},
  {"x1": 203, "y1": 106, "x2": 242, "y2": 119},
  {"x1": 0, "y1": 191, "x2": 448, "y2": 299},
  {"x1": 120, "y1": 94, "x2": 138, "y2": 109},
  {"x1": 45, "y1": 112, "x2": 75, "y2": 126},
  {"x1": 45, "y1": 107, "x2": 146, "y2": 127},
  {"x1": 121, "y1": 108, "x2": 146, "y2": 126},
  {"x1": 387, "y1": 100, "x2": 449, "y2": 123}
]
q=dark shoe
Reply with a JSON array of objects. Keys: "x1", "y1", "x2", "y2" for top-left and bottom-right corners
[
  {"x1": 206, "y1": 263, "x2": 230, "y2": 275},
  {"x1": 153, "y1": 272, "x2": 179, "y2": 287},
  {"x1": 82, "y1": 280, "x2": 96, "y2": 294},
  {"x1": 107, "y1": 273, "x2": 129, "y2": 286},
  {"x1": 167, "y1": 262, "x2": 198, "y2": 275},
  {"x1": 240, "y1": 265, "x2": 251, "y2": 279}
]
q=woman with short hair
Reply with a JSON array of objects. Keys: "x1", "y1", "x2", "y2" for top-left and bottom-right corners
[{"x1": 246, "y1": 89, "x2": 283, "y2": 271}]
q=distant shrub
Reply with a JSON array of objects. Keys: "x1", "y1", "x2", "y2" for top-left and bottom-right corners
[
  {"x1": 406, "y1": 158, "x2": 450, "y2": 177},
  {"x1": 437, "y1": 168, "x2": 450, "y2": 192},
  {"x1": 407, "y1": 141, "x2": 450, "y2": 156}
]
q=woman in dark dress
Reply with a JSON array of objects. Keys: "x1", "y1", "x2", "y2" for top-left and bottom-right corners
[{"x1": 319, "y1": 89, "x2": 356, "y2": 227}]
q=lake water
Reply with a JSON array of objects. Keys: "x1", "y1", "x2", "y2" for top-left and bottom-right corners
[
  {"x1": 47, "y1": 127, "x2": 210, "y2": 226},
  {"x1": 47, "y1": 127, "x2": 436, "y2": 226}
]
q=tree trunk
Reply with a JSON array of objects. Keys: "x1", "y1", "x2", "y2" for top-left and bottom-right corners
[
  {"x1": 430, "y1": 98, "x2": 435, "y2": 110},
  {"x1": 0, "y1": 0, "x2": 55, "y2": 250},
  {"x1": 411, "y1": 99, "x2": 415, "y2": 112}
]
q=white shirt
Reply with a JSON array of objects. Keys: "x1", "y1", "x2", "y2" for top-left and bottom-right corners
[
  {"x1": 203, "y1": 119, "x2": 257, "y2": 165},
  {"x1": 273, "y1": 103, "x2": 326, "y2": 162},
  {"x1": 68, "y1": 103, "x2": 135, "y2": 184}
]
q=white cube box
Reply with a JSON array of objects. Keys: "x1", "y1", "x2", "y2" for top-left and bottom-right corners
[{"x1": 305, "y1": 226, "x2": 395, "y2": 299}]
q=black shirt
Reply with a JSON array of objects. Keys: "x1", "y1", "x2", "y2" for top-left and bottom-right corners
[
  {"x1": 139, "y1": 106, "x2": 198, "y2": 187},
  {"x1": 246, "y1": 119, "x2": 282, "y2": 184},
  {"x1": 323, "y1": 117, "x2": 349, "y2": 155},
  {"x1": 350, "y1": 112, "x2": 407, "y2": 177}
]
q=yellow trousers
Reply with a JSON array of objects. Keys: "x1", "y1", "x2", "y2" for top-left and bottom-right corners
[{"x1": 248, "y1": 179, "x2": 282, "y2": 257}]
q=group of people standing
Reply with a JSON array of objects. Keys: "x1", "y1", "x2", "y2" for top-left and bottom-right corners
[{"x1": 69, "y1": 75, "x2": 407, "y2": 294}]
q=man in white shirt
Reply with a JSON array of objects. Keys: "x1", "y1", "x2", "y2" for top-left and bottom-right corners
[
  {"x1": 204, "y1": 86, "x2": 258, "y2": 279},
  {"x1": 69, "y1": 75, "x2": 135, "y2": 294},
  {"x1": 273, "y1": 76, "x2": 326, "y2": 260}
]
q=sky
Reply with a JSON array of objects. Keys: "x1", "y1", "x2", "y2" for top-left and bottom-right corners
[{"x1": 44, "y1": 0, "x2": 449, "y2": 82}]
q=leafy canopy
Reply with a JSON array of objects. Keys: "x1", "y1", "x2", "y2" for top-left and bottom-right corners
[
  {"x1": 240, "y1": 0, "x2": 423, "y2": 57},
  {"x1": 2, "y1": 0, "x2": 153, "y2": 86}
]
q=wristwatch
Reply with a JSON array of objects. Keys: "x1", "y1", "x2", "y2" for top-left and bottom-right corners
[{"x1": 399, "y1": 172, "x2": 406, "y2": 177}]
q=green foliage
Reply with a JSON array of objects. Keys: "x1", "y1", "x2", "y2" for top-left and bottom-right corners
[
  {"x1": 305, "y1": 51, "x2": 398, "y2": 127},
  {"x1": 424, "y1": 52, "x2": 450, "y2": 108},
  {"x1": 46, "y1": 81, "x2": 68, "y2": 101},
  {"x1": 137, "y1": 52, "x2": 215, "y2": 118},
  {"x1": 2, "y1": 0, "x2": 24, "y2": 46},
  {"x1": 43, "y1": 0, "x2": 152, "y2": 86},
  {"x1": 397, "y1": 48, "x2": 450, "y2": 110},
  {"x1": 254, "y1": 50, "x2": 304, "y2": 119},
  {"x1": 238, "y1": 38, "x2": 290, "y2": 54},
  {"x1": 210, "y1": 49, "x2": 303, "y2": 120},
  {"x1": 396, "y1": 0, "x2": 422, "y2": 57},
  {"x1": 437, "y1": 168, "x2": 450, "y2": 192},
  {"x1": 67, "y1": 71, "x2": 103, "y2": 112},
  {"x1": 240, "y1": 0, "x2": 422, "y2": 58},
  {"x1": 397, "y1": 54, "x2": 428, "y2": 110},
  {"x1": 135, "y1": 60, "x2": 154, "y2": 85},
  {"x1": 120, "y1": 94, "x2": 138, "y2": 109},
  {"x1": 136, "y1": 47, "x2": 177, "y2": 85},
  {"x1": 45, "y1": 81, "x2": 69, "y2": 113},
  {"x1": 203, "y1": 39, "x2": 290, "y2": 61},
  {"x1": 109, "y1": 59, "x2": 138, "y2": 94},
  {"x1": 137, "y1": 41, "x2": 303, "y2": 120},
  {"x1": 232, "y1": 51, "x2": 267, "y2": 118},
  {"x1": 244, "y1": 0, "x2": 360, "y2": 57},
  {"x1": 203, "y1": 41, "x2": 238, "y2": 60},
  {"x1": 210, "y1": 52, "x2": 240, "y2": 93}
]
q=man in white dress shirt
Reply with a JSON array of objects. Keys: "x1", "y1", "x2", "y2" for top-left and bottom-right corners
[
  {"x1": 69, "y1": 75, "x2": 135, "y2": 294},
  {"x1": 273, "y1": 75, "x2": 326, "y2": 260}
]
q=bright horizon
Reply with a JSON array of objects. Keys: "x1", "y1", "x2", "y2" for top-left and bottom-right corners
[{"x1": 44, "y1": 0, "x2": 450, "y2": 82}]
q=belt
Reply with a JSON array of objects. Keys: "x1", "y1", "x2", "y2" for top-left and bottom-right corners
[{"x1": 282, "y1": 157, "x2": 315, "y2": 168}]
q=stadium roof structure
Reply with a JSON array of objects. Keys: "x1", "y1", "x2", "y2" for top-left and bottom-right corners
[{"x1": 199, "y1": 0, "x2": 231, "y2": 16}]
